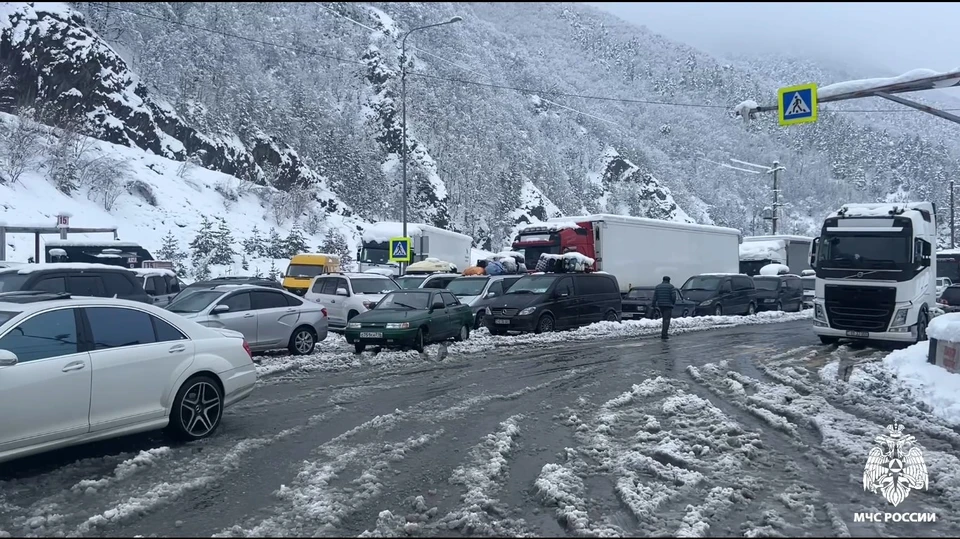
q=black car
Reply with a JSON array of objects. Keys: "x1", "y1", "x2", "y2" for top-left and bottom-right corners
[
  {"x1": 940, "y1": 285, "x2": 960, "y2": 313},
  {"x1": 752, "y1": 274, "x2": 804, "y2": 312},
  {"x1": 0, "y1": 264, "x2": 151, "y2": 303},
  {"x1": 173, "y1": 276, "x2": 284, "y2": 301},
  {"x1": 681, "y1": 273, "x2": 758, "y2": 317},
  {"x1": 621, "y1": 286, "x2": 697, "y2": 320},
  {"x1": 483, "y1": 272, "x2": 621, "y2": 334}
]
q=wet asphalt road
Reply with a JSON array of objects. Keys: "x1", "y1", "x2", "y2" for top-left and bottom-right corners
[{"x1": 3, "y1": 320, "x2": 960, "y2": 537}]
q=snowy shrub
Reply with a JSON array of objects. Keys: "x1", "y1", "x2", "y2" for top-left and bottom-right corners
[
  {"x1": 215, "y1": 178, "x2": 239, "y2": 205},
  {"x1": 83, "y1": 156, "x2": 131, "y2": 210},
  {"x1": 45, "y1": 123, "x2": 97, "y2": 195},
  {"x1": 0, "y1": 110, "x2": 42, "y2": 185}
]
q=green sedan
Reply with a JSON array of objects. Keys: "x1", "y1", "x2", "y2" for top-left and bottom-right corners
[{"x1": 344, "y1": 289, "x2": 474, "y2": 354}]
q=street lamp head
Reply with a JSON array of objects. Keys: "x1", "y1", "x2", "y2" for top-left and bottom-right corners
[{"x1": 449, "y1": 16, "x2": 462, "y2": 23}]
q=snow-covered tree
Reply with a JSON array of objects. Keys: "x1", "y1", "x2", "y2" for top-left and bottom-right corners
[
  {"x1": 157, "y1": 230, "x2": 188, "y2": 276},
  {"x1": 285, "y1": 226, "x2": 308, "y2": 257},
  {"x1": 320, "y1": 229, "x2": 353, "y2": 270},
  {"x1": 189, "y1": 216, "x2": 216, "y2": 275},
  {"x1": 266, "y1": 227, "x2": 285, "y2": 258},
  {"x1": 242, "y1": 225, "x2": 266, "y2": 257},
  {"x1": 211, "y1": 216, "x2": 236, "y2": 265}
]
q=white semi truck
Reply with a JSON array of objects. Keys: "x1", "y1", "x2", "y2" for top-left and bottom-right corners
[
  {"x1": 739, "y1": 235, "x2": 813, "y2": 276},
  {"x1": 511, "y1": 213, "x2": 742, "y2": 294},
  {"x1": 809, "y1": 202, "x2": 936, "y2": 345},
  {"x1": 357, "y1": 221, "x2": 473, "y2": 276}
]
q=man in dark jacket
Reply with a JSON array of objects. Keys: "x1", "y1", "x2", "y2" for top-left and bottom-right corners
[{"x1": 653, "y1": 276, "x2": 677, "y2": 339}]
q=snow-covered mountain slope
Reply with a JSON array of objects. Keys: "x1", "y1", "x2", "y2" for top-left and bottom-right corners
[
  {"x1": 4, "y1": 1, "x2": 959, "y2": 248},
  {"x1": 0, "y1": 112, "x2": 364, "y2": 276}
]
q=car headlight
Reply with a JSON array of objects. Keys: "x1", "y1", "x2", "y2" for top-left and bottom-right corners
[
  {"x1": 892, "y1": 308, "x2": 909, "y2": 327},
  {"x1": 814, "y1": 304, "x2": 826, "y2": 321},
  {"x1": 386, "y1": 322, "x2": 410, "y2": 329},
  {"x1": 699, "y1": 299, "x2": 713, "y2": 306},
  {"x1": 484, "y1": 307, "x2": 492, "y2": 315},
  {"x1": 519, "y1": 306, "x2": 537, "y2": 316},
  {"x1": 347, "y1": 322, "x2": 361, "y2": 329}
]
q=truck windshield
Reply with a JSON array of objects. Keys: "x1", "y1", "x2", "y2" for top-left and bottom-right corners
[
  {"x1": 682, "y1": 276, "x2": 722, "y2": 291},
  {"x1": 360, "y1": 246, "x2": 390, "y2": 265},
  {"x1": 817, "y1": 234, "x2": 910, "y2": 268},
  {"x1": 753, "y1": 278, "x2": 780, "y2": 291},
  {"x1": 285, "y1": 264, "x2": 325, "y2": 278},
  {"x1": 513, "y1": 245, "x2": 560, "y2": 270}
]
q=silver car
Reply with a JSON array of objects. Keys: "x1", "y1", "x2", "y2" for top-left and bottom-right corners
[
  {"x1": 445, "y1": 275, "x2": 524, "y2": 328},
  {"x1": 166, "y1": 284, "x2": 328, "y2": 355}
]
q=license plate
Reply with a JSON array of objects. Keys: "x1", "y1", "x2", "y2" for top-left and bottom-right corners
[
  {"x1": 495, "y1": 319, "x2": 510, "y2": 325},
  {"x1": 846, "y1": 330, "x2": 868, "y2": 337},
  {"x1": 359, "y1": 332, "x2": 383, "y2": 339},
  {"x1": 638, "y1": 307, "x2": 646, "y2": 312},
  {"x1": 623, "y1": 312, "x2": 636, "y2": 318}
]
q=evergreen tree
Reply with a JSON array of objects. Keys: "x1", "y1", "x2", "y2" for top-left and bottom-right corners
[
  {"x1": 267, "y1": 260, "x2": 279, "y2": 281},
  {"x1": 193, "y1": 260, "x2": 211, "y2": 281},
  {"x1": 243, "y1": 225, "x2": 266, "y2": 257},
  {"x1": 253, "y1": 266, "x2": 263, "y2": 278},
  {"x1": 211, "y1": 216, "x2": 237, "y2": 265},
  {"x1": 266, "y1": 227, "x2": 285, "y2": 258},
  {"x1": 285, "y1": 226, "x2": 308, "y2": 257},
  {"x1": 320, "y1": 229, "x2": 353, "y2": 270},
  {"x1": 189, "y1": 216, "x2": 215, "y2": 274},
  {"x1": 241, "y1": 253, "x2": 249, "y2": 271},
  {"x1": 157, "y1": 230, "x2": 188, "y2": 275}
]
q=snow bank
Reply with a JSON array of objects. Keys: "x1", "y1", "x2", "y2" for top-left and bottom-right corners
[
  {"x1": 819, "y1": 68, "x2": 960, "y2": 100},
  {"x1": 739, "y1": 240, "x2": 785, "y2": 262},
  {"x1": 881, "y1": 342, "x2": 960, "y2": 425},
  {"x1": 759, "y1": 263, "x2": 789, "y2": 276},
  {"x1": 255, "y1": 310, "x2": 812, "y2": 378},
  {"x1": 361, "y1": 222, "x2": 421, "y2": 243},
  {"x1": 929, "y1": 313, "x2": 960, "y2": 341}
]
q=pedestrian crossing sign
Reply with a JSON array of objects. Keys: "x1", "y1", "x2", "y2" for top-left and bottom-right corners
[
  {"x1": 778, "y1": 83, "x2": 818, "y2": 126},
  {"x1": 389, "y1": 237, "x2": 412, "y2": 263}
]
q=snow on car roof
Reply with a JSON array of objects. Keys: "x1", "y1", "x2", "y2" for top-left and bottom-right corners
[
  {"x1": 43, "y1": 239, "x2": 143, "y2": 247},
  {"x1": 5, "y1": 263, "x2": 136, "y2": 274},
  {"x1": 519, "y1": 221, "x2": 581, "y2": 233},
  {"x1": 133, "y1": 268, "x2": 176, "y2": 278}
]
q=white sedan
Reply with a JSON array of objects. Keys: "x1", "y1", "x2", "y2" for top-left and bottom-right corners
[{"x1": 0, "y1": 292, "x2": 257, "y2": 464}]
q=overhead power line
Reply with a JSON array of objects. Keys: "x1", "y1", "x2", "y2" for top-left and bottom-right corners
[{"x1": 85, "y1": 2, "x2": 960, "y2": 115}]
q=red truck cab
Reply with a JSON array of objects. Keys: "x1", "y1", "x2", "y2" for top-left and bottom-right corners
[{"x1": 511, "y1": 221, "x2": 598, "y2": 271}]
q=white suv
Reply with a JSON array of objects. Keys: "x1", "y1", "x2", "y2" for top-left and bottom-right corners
[{"x1": 305, "y1": 273, "x2": 400, "y2": 330}]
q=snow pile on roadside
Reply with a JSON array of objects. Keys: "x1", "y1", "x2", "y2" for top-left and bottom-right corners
[
  {"x1": 929, "y1": 312, "x2": 960, "y2": 341},
  {"x1": 254, "y1": 309, "x2": 812, "y2": 377},
  {"x1": 860, "y1": 342, "x2": 960, "y2": 426}
]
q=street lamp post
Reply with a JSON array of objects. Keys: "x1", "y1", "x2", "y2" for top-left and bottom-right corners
[{"x1": 400, "y1": 16, "x2": 462, "y2": 248}]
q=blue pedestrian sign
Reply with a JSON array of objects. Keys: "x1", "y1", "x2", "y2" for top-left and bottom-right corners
[
  {"x1": 778, "y1": 83, "x2": 818, "y2": 126},
  {"x1": 389, "y1": 236, "x2": 412, "y2": 263}
]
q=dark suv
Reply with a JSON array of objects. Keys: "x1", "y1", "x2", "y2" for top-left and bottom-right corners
[
  {"x1": 0, "y1": 264, "x2": 150, "y2": 303},
  {"x1": 752, "y1": 274, "x2": 804, "y2": 312},
  {"x1": 940, "y1": 285, "x2": 960, "y2": 313},
  {"x1": 483, "y1": 272, "x2": 621, "y2": 334},
  {"x1": 681, "y1": 274, "x2": 757, "y2": 317}
]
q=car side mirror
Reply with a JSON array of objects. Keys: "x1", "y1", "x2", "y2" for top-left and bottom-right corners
[
  {"x1": 213, "y1": 304, "x2": 230, "y2": 314},
  {"x1": 555, "y1": 290, "x2": 569, "y2": 298},
  {"x1": 431, "y1": 300, "x2": 445, "y2": 311},
  {"x1": 0, "y1": 349, "x2": 18, "y2": 367},
  {"x1": 336, "y1": 287, "x2": 349, "y2": 296},
  {"x1": 486, "y1": 291, "x2": 497, "y2": 298}
]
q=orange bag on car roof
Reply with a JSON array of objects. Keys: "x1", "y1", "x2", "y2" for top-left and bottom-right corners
[{"x1": 462, "y1": 266, "x2": 484, "y2": 276}]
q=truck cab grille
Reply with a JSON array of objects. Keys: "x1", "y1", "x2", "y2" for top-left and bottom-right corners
[{"x1": 824, "y1": 284, "x2": 896, "y2": 332}]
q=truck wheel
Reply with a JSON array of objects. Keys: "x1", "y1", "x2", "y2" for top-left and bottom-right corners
[
  {"x1": 414, "y1": 328, "x2": 427, "y2": 353},
  {"x1": 682, "y1": 309, "x2": 689, "y2": 317},
  {"x1": 915, "y1": 309, "x2": 929, "y2": 344},
  {"x1": 819, "y1": 335, "x2": 839, "y2": 345},
  {"x1": 535, "y1": 314, "x2": 555, "y2": 334},
  {"x1": 714, "y1": 305, "x2": 723, "y2": 316},
  {"x1": 604, "y1": 310, "x2": 620, "y2": 323},
  {"x1": 474, "y1": 312, "x2": 484, "y2": 329},
  {"x1": 747, "y1": 303, "x2": 757, "y2": 316},
  {"x1": 455, "y1": 324, "x2": 470, "y2": 342}
]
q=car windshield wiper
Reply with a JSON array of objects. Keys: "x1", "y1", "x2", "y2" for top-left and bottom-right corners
[
  {"x1": 683, "y1": 287, "x2": 711, "y2": 291},
  {"x1": 392, "y1": 302, "x2": 418, "y2": 310},
  {"x1": 508, "y1": 290, "x2": 535, "y2": 294}
]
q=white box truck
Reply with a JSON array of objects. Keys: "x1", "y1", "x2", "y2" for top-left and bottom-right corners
[
  {"x1": 358, "y1": 221, "x2": 473, "y2": 276},
  {"x1": 809, "y1": 202, "x2": 936, "y2": 345},
  {"x1": 511, "y1": 213, "x2": 742, "y2": 293},
  {"x1": 739, "y1": 235, "x2": 813, "y2": 276}
]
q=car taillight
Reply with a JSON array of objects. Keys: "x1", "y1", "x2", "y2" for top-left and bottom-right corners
[
  {"x1": 321, "y1": 308, "x2": 328, "y2": 318},
  {"x1": 242, "y1": 340, "x2": 252, "y2": 359}
]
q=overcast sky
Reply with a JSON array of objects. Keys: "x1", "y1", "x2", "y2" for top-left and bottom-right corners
[{"x1": 585, "y1": 2, "x2": 959, "y2": 77}]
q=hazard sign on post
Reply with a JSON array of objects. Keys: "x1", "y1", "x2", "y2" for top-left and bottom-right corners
[
  {"x1": 389, "y1": 237, "x2": 412, "y2": 263},
  {"x1": 778, "y1": 83, "x2": 818, "y2": 126}
]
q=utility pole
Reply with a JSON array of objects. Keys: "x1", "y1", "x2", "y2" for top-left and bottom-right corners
[
  {"x1": 399, "y1": 16, "x2": 462, "y2": 274},
  {"x1": 952, "y1": 179, "x2": 956, "y2": 249},
  {"x1": 771, "y1": 160, "x2": 781, "y2": 235}
]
